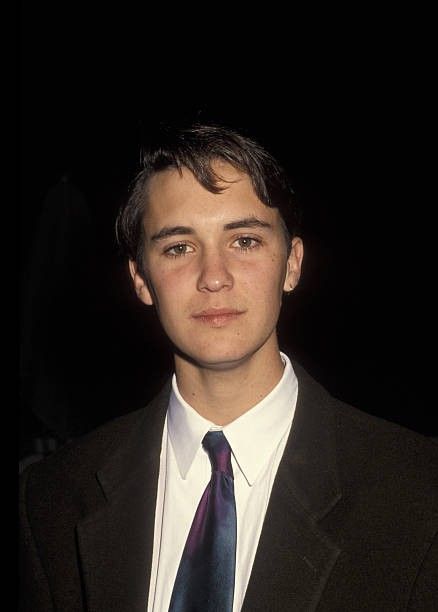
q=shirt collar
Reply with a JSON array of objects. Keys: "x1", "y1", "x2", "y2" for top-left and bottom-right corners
[{"x1": 167, "y1": 352, "x2": 298, "y2": 485}]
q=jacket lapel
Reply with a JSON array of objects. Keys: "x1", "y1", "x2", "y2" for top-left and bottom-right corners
[
  {"x1": 76, "y1": 383, "x2": 170, "y2": 612},
  {"x1": 242, "y1": 363, "x2": 342, "y2": 611}
]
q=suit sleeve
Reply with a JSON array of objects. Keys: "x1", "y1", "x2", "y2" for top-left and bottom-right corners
[
  {"x1": 19, "y1": 466, "x2": 54, "y2": 612},
  {"x1": 408, "y1": 530, "x2": 438, "y2": 611}
]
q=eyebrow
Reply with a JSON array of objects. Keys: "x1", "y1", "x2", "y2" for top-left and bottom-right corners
[
  {"x1": 151, "y1": 226, "x2": 193, "y2": 241},
  {"x1": 150, "y1": 217, "x2": 273, "y2": 242},
  {"x1": 224, "y1": 217, "x2": 273, "y2": 231}
]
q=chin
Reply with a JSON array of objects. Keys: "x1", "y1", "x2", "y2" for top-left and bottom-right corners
[{"x1": 176, "y1": 342, "x2": 261, "y2": 371}]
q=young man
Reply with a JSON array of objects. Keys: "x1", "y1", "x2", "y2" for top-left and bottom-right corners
[{"x1": 20, "y1": 124, "x2": 438, "y2": 611}]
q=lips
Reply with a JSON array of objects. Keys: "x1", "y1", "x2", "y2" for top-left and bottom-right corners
[{"x1": 191, "y1": 308, "x2": 245, "y2": 327}]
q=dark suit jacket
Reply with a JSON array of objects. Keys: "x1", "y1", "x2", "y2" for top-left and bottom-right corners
[{"x1": 19, "y1": 363, "x2": 438, "y2": 611}]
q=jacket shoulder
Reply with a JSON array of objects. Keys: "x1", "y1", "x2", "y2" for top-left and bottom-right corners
[
  {"x1": 22, "y1": 406, "x2": 143, "y2": 486},
  {"x1": 294, "y1": 360, "x2": 438, "y2": 500},
  {"x1": 333, "y1": 395, "x2": 438, "y2": 470},
  {"x1": 20, "y1": 381, "x2": 170, "y2": 512}
]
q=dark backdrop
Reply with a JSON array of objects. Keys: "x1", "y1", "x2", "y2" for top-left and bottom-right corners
[{"x1": 19, "y1": 4, "x2": 437, "y2": 462}]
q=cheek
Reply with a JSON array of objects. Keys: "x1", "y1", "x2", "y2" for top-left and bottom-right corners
[
  {"x1": 149, "y1": 269, "x2": 191, "y2": 311},
  {"x1": 242, "y1": 259, "x2": 286, "y2": 296}
]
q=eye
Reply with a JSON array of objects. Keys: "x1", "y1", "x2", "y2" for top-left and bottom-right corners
[
  {"x1": 233, "y1": 236, "x2": 261, "y2": 251},
  {"x1": 164, "y1": 243, "x2": 194, "y2": 257}
]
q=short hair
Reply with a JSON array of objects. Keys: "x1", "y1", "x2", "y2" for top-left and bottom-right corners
[{"x1": 116, "y1": 123, "x2": 301, "y2": 277}]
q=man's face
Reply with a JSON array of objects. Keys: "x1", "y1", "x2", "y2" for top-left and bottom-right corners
[{"x1": 130, "y1": 162, "x2": 303, "y2": 370}]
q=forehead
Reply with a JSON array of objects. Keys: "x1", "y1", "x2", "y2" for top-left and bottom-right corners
[{"x1": 143, "y1": 162, "x2": 280, "y2": 229}]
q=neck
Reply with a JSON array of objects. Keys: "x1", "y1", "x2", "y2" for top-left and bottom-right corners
[{"x1": 174, "y1": 337, "x2": 285, "y2": 425}]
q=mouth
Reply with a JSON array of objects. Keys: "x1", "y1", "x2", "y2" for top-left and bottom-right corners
[{"x1": 191, "y1": 308, "x2": 245, "y2": 327}]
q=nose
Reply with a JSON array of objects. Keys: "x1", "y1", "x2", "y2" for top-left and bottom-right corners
[{"x1": 197, "y1": 250, "x2": 234, "y2": 292}]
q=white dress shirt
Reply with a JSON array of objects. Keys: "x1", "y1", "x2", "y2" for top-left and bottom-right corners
[{"x1": 147, "y1": 352, "x2": 298, "y2": 612}]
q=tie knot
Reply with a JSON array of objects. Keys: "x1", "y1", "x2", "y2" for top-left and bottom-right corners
[{"x1": 202, "y1": 431, "x2": 233, "y2": 477}]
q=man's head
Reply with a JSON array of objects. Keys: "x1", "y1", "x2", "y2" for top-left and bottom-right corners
[
  {"x1": 116, "y1": 123, "x2": 301, "y2": 279},
  {"x1": 116, "y1": 123, "x2": 303, "y2": 370}
]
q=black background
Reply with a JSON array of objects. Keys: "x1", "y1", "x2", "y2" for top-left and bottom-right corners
[{"x1": 19, "y1": 4, "x2": 437, "y2": 461}]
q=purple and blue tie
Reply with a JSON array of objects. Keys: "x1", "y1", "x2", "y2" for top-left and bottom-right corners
[{"x1": 169, "y1": 430, "x2": 237, "y2": 612}]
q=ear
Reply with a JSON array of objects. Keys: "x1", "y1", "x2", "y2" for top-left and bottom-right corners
[
  {"x1": 129, "y1": 260, "x2": 154, "y2": 306},
  {"x1": 283, "y1": 237, "x2": 304, "y2": 293}
]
